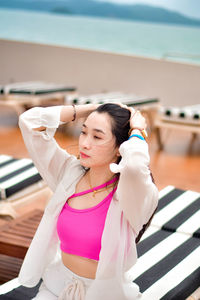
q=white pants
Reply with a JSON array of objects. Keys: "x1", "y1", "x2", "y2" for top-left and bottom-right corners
[{"x1": 32, "y1": 259, "x2": 94, "y2": 300}]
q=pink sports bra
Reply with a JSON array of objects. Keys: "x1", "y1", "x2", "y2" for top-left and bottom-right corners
[{"x1": 57, "y1": 177, "x2": 118, "y2": 261}]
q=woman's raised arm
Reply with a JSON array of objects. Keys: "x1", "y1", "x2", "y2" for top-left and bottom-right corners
[
  {"x1": 19, "y1": 104, "x2": 98, "y2": 191},
  {"x1": 110, "y1": 109, "x2": 158, "y2": 236}
]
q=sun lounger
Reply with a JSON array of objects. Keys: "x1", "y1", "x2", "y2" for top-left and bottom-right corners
[
  {"x1": 0, "y1": 81, "x2": 77, "y2": 117},
  {"x1": 128, "y1": 185, "x2": 200, "y2": 299},
  {"x1": 66, "y1": 91, "x2": 159, "y2": 108},
  {"x1": 151, "y1": 185, "x2": 200, "y2": 238},
  {"x1": 129, "y1": 228, "x2": 200, "y2": 299},
  {"x1": 0, "y1": 155, "x2": 46, "y2": 219},
  {"x1": 159, "y1": 105, "x2": 200, "y2": 126},
  {"x1": 0, "y1": 186, "x2": 199, "y2": 299},
  {"x1": 2, "y1": 82, "x2": 76, "y2": 95},
  {"x1": 65, "y1": 92, "x2": 160, "y2": 132},
  {"x1": 155, "y1": 105, "x2": 200, "y2": 150},
  {"x1": 0, "y1": 278, "x2": 41, "y2": 299},
  {"x1": 0, "y1": 155, "x2": 42, "y2": 201}
]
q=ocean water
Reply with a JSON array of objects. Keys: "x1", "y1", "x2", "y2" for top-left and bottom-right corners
[{"x1": 0, "y1": 8, "x2": 200, "y2": 65}]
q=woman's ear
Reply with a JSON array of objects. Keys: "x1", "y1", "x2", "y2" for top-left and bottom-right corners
[{"x1": 116, "y1": 148, "x2": 120, "y2": 157}]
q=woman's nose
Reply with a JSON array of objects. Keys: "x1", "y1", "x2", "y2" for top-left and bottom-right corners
[{"x1": 82, "y1": 136, "x2": 91, "y2": 149}]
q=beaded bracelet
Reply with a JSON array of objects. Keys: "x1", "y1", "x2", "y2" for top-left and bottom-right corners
[
  {"x1": 128, "y1": 134, "x2": 145, "y2": 141},
  {"x1": 71, "y1": 104, "x2": 76, "y2": 121}
]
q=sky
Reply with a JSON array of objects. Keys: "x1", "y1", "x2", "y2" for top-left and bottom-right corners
[{"x1": 97, "y1": 0, "x2": 200, "y2": 20}]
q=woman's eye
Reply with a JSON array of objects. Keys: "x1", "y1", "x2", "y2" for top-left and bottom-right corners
[
  {"x1": 81, "y1": 131, "x2": 86, "y2": 135},
  {"x1": 94, "y1": 136, "x2": 101, "y2": 139}
]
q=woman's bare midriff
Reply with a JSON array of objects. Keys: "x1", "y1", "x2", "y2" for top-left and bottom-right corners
[{"x1": 61, "y1": 251, "x2": 98, "y2": 279}]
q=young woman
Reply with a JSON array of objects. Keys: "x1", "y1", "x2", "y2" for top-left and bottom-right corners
[{"x1": 18, "y1": 103, "x2": 158, "y2": 300}]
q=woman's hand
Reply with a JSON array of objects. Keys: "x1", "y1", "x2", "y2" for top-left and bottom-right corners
[
  {"x1": 129, "y1": 109, "x2": 147, "y2": 131},
  {"x1": 112, "y1": 102, "x2": 147, "y2": 131}
]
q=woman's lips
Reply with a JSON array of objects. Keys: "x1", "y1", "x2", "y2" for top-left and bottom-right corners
[{"x1": 80, "y1": 152, "x2": 90, "y2": 158}]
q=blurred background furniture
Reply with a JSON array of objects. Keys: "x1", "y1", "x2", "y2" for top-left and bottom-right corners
[
  {"x1": 0, "y1": 155, "x2": 42, "y2": 201},
  {"x1": 0, "y1": 84, "x2": 160, "y2": 136},
  {"x1": 155, "y1": 105, "x2": 200, "y2": 150},
  {"x1": 65, "y1": 91, "x2": 160, "y2": 134},
  {"x1": 0, "y1": 81, "x2": 77, "y2": 116},
  {"x1": 0, "y1": 155, "x2": 48, "y2": 220}
]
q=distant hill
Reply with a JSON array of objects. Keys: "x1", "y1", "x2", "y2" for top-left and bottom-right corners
[{"x1": 0, "y1": 0, "x2": 200, "y2": 27}]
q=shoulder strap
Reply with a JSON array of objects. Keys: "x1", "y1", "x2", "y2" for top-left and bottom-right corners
[{"x1": 68, "y1": 176, "x2": 118, "y2": 199}]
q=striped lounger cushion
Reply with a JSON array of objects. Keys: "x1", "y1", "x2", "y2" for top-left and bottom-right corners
[
  {"x1": 128, "y1": 185, "x2": 200, "y2": 299},
  {"x1": 128, "y1": 227, "x2": 200, "y2": 299},
  {"x1": 66, "y1": 92, "x2": 159, "y2": 107},
  {"x1": 2, "y1": 81, "x2": 76, "y2": 94},
  {"x1": 151, "y1": 185, "x2": 200, "y2": 238},
  {"x1": 159, "y1": 105, "x2": 200, "y2": 125},
  {"x1": 0, "y1": 155, "x2": 42, "y2": 201},
  {"x1": 0, "y1": 186, "x2": 199, "y2": 299}
]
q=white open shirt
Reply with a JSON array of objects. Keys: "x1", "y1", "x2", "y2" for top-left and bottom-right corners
[{"x1": 18, "y1": 106, "x2": 158, "y2": 300}]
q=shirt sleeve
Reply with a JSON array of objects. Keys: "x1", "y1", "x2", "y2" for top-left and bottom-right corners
[
  {"x1": 18, "y1": 106, "x2": 77, "y2": 192},
  {"x1": 110, "y1": 137, "x2": 158, "y2": 236}
]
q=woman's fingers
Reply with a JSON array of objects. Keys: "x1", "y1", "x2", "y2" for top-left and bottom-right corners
[
  {"x1": 130, "y1": 110, "x2": 147, "y2": 130},
  {"x1": 110, "y1": 103, "x2": 147, "y2": 130},
  {"x1": 129, "y1": 107, "x2": 136, "y2": 117},
  {"x1": 111, "y1": 102, "x2": 147, "y2": 130}
]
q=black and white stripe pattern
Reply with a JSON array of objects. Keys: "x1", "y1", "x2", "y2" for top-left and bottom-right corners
[
  {"x1": 0, "y1": 279, "x2": 41, "y2": 299},
  {"x1": 2, "y1": 82, "x2": 76, "y2": 95},
  {"x1": 151, "y1": 185, "x2": 200, "y2": 238},
  {"x1": 159, "y1": 105, "x2": 200, "y2": 125},
  {"x1": 66, "y1": 92, "x2": 159, "y2": 107},
  {"x1": 126, "y1": 186, "x2": 200, "y2": 299},
  {"x1": 127, "y1": 226, "x2": 200, "y2": 299},
  {"x1": 0, "y1": 155, "x2": 42, "y2": 200}
]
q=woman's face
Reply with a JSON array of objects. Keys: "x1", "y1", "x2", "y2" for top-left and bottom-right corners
[{"x1": 79, "y1": 112, "x2": 119, "y2": 168}]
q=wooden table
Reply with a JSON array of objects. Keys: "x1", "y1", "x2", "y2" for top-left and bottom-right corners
[{"x1": 0, "y1": 209, "x2": 43, "y2": 259}]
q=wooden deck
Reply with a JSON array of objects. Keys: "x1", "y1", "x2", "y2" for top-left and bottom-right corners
[
  {"x1": 0, "y1": 209, "x2": 43, "y2": 284},
  {"x1": 0, "y1": 118, "x2": 199, "y2": 284},
  {"x1": 0, "y1": 254, "x2": 23, "y2": 285},
  {"x1": 0, "y1": 209, "x2": 43, "y2": 259}
]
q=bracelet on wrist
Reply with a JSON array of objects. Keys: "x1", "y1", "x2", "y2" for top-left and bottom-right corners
[
  {"x1": 128, "y1": 128, "x2": 147, "y2": 140},
  {"x1": 128, "y1": 134, "x2": 145, "y2": 141},
  {"x1": 71, "y1": 104, "x2": 76, "y2": 121}
]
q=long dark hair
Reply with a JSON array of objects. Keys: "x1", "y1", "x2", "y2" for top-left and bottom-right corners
[
  {"x1": 94, "y1": 103, "x2": 157, "y2": 243},
  {"x1": 95, "y1": 103, "x2": 131, "y2": 163}
]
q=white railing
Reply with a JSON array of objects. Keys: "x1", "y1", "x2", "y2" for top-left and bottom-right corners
[{"x1": 162, "y1": 52, "x2": 200, "y2": 60}]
